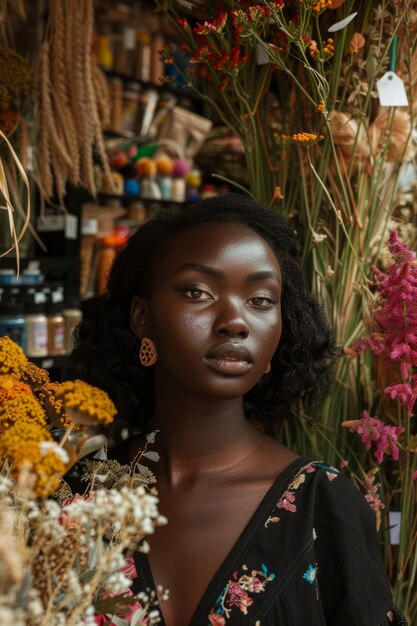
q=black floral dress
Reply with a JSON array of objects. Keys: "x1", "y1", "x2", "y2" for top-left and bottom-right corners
[{"x1": 129, "y1": 458, "x2": 407, "y2": 625}]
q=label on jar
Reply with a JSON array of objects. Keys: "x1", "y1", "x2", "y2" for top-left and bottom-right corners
[
  {"x1": 53, "y1": 325, "x2": 65, "y2": 352},
  {"x1": 34, "y1": 322, "x2": 48, "y2": 352},
  {"x1": 27, "y1": 320, "x2": 48, "y2": 356}
]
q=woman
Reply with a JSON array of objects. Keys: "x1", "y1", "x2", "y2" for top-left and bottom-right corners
[{"x1": 73, "y1": 194, "x2": 406, "y2": 626}]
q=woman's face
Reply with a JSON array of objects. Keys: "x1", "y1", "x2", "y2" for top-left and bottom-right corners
[{"x1": 131, "y1": 222, "x2": 282, "y2": 399}]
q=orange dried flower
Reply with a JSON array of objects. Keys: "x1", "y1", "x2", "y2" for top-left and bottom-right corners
[
  {"x1": 0, "y1": 380, "x2": 32, "y2": 403},
  {"x1": 312, "y1": 0, "x2": 332, "y2": 13},
  {"x1": 349, "y1": 32, "x2": 365, "y2": 54}
]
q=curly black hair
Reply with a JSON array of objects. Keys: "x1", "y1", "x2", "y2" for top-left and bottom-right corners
[{"x1": 72, "y1": 193, "x2": 334, "y2": 436}]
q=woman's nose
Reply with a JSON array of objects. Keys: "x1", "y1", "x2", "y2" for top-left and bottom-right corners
[{"x1": 212, "y1": 298, "x2": 249, "y2": 339}]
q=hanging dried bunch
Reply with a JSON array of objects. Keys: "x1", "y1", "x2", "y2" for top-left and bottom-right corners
[
  {"x1": 37, "y1": 0, "x2": 112, "y2": 203},
  {"x1": 329, "y1": 109, "x2": 412, "y2": 171}
]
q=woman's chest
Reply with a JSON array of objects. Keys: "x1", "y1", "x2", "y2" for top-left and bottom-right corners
[{"x1": 147, "y1": 482, "x2": 273, "y2": 626}]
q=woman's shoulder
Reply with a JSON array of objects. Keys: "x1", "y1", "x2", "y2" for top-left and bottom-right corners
[{"x1": 282, "y1": 459, "x2": 373, "y2": 518}]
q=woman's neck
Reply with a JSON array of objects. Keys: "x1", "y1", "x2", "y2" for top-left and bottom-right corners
[{"x1": 149, "y1": 381, "x2": 265, "y2": 487}]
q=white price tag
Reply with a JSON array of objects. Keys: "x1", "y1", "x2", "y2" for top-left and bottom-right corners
[
  {"x1": 377, "y1": 72, "x2": 409, "y2": 107},
  {"x1": 65, "y1": 214, "x2": 78, "y2": 240},
  {"x1": 388, "y1": 511, "x2": 401, "y2": 545},
  {"x1": 37, "y1": 215, "x2": 65, "y2": 232},
  {"x1": 123, "y1": 27, "x2": 136, "y2": 51},
  {"x1": 256, "y1": 43, "x2": 269, "y2": 65}
]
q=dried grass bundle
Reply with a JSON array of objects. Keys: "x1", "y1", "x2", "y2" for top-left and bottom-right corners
[
  {"x1": 0, "y1": 128, "x2": 30, "y2": 272},
  {"x1": 36, "y1": 0, "x2": 112, "y2": 202}
]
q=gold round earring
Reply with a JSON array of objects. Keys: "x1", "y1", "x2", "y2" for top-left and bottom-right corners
[
  {"x1": 139, "y1": 338, "x2": 157, "y2": 366},
  {"x1": 264, "y1": 362, "x2": 271, "y2": 374}
]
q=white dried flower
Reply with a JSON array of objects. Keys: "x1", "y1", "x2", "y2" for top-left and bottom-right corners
[{"x1": 39, "y1": 441, "x2": 70, "y2": 464}]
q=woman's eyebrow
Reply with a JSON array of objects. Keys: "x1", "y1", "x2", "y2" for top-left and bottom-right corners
[
  {"x1": 246, "y1": 270, "x2": 280, "y2": 282},
  {"x1": 173, "y1": 263, "x2": 280, "y2": 283},
  {"x1": 173, "y1": 262, "x2": 224, "y2": 278}
]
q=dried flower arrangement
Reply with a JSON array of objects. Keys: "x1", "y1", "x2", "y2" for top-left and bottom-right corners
[
  {"x1": 0, "y1": 336, "x2": 167, "y2": 625},
  {"x1": 0, "y1": 7, "x2": 35, "y2": 266},
  {"x1": 37, "y1": 0, "x2": 112, "y2": 204},
  {"x1": 159, "y1": 0, "x2": 417, "y2": 619}
]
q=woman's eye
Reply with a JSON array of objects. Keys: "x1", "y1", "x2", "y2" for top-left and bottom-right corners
[
  {"x1": 249, "y1": 296, "x2": 275, "y2": 308},
  {"x1": 183, "y1": 288, "x2": 210, "y2": 300}
]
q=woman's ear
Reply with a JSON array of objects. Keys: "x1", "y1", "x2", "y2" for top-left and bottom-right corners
[{"x1": 130, "y1": 296, "x2": 150, "y2": 339}]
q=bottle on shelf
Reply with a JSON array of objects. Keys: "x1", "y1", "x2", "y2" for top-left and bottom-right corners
[
  {"x1": 62, "y1": 303, "x2": 83, "y2": 352},
  {"x1": 0, "y1": 300, "x2": 27, "y2": 351},
  {"x1": 25, "y1": 291, "x2": 48, "y2": 358},
  {"x1": 46, "y1": 289, "x2": 66, "y2": 356},
  {"x1": 171, "y1": 159, "x2": 190, "y2": 203},
  {"x1": 135, "y1": 31, "x2": 151, "y2": 82}
]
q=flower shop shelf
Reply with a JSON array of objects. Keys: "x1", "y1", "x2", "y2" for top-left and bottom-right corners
[
  {"x1": 97, "y1": 193, "x2": 187, "y2": 210},
  {"x1": 101, "y1": 68, "x2": 201, "y2": 101}
]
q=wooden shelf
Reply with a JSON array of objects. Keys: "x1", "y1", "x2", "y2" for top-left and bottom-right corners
[{"x1": 31, "y1": 354, "x2": 70, "y2": 370}]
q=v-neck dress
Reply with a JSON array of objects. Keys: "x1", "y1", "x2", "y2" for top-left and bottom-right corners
[{"x1": 125, "y1": 458, "x2": 407, "y2": 626}]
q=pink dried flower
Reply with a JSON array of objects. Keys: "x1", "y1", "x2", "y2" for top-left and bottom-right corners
[
  {"x1": 194, "y1": 12, "x2": 228, "y2": 36},
  {"x1": 339, "y1": 459, "x2": 349, "y2": 468},
  {"x1": 362, "y1": 472, "x2": 385, "y2": 513},
  {"x1": 352, "y1": 231, "x2": 417, "y2": 414},
  {"x1": 342, "y1": 410, "x2": 404, "y2": 464}
]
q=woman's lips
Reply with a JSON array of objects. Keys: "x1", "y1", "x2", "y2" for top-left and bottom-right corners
[
  {"x1": 204, "y1": 357, "x2": 253, "y2": 375},
  {"x1": 204, "y1": 344, "x2": 253, "y2": 375}
]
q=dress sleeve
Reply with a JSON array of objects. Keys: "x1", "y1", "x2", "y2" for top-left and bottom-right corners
[{"x1": 313, "y1": 469, "x2": 407, "y2": 626}]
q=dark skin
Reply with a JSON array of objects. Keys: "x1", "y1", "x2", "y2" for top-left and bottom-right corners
[{"x1": 131, "y1": 223, "x2": 300, "y2": 626}]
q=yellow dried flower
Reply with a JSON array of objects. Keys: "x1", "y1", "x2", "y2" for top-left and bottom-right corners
[
  {"x1": 0, "y1": 420, "x2": 49, "y2": 454},
  {"x1": 56, "y1": 380, "x2": 116, "y2": 425},
  {"x1": 21, "y1": 362, "x2": 50, "y2": 391},
  {"x1": 36, "y1": 381, "x2": 72, "y2": 428},
  {"x1": 0, "y1": 422, "x2": 67, "y2": 496},
  {"x1": 0, "y1": 336, "x2": 28, "y2": 379},
  {"x1": 0, "y1": 395, "x2": 46, "y2": 429}
]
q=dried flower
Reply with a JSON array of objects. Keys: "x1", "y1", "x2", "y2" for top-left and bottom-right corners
[
  {"x1": 278, "y1": 132, "x2": 324, "y2": 147},
  {"x1": 21, "y1": 362, "x2": 50, "y2": 391},
  {"x1": 0, "y1": 394, "x2": 46, "y2": 429},
  {"x1": 342, "y1": 411, "x2": 405, "y2": 464},
  {"x1": 352, "y1": 231, "x2": 417, "y2": 414},
  {"x1": 0, "y1": 380, "x2": 32, "y2": 403},
  {"x1": 194, "y1": 12, "x2": 228, "y2": 36},
  {"x1": 312, "y1": 0, "x2": 333, "y2": 13},
  {"x1": 362, "y1": 471, "x2": 385, "y2": 529},
  {"x1": 0, "y1": 336, "x2": 28, "y2": 379},
  {"x1": 349, "y1": 32, "x2": 366, "y2": 54},
  {"x1": 36, "y1": 381, "x2": 72, "y2": 428},
  {"x1": 0, "y1": 422, "x2": 66, "y2": 496},
  {"x1": 0, "y1": 45, "x2": 36, "y2": 108},
  {"x1": 55, "y1": 380, "x2": 117, "y2": 425}
]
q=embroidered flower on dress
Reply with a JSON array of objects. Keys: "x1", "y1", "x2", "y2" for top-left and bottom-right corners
[
  {"x1": 209, "y1": 563, "x2": 275, "y2": 623},
  {"x1": 303, "y1": 564, "x2": 317, "y2": 584},
  {"x1": 278, "y1": 490, "x2": 297, "y2": 512}
]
